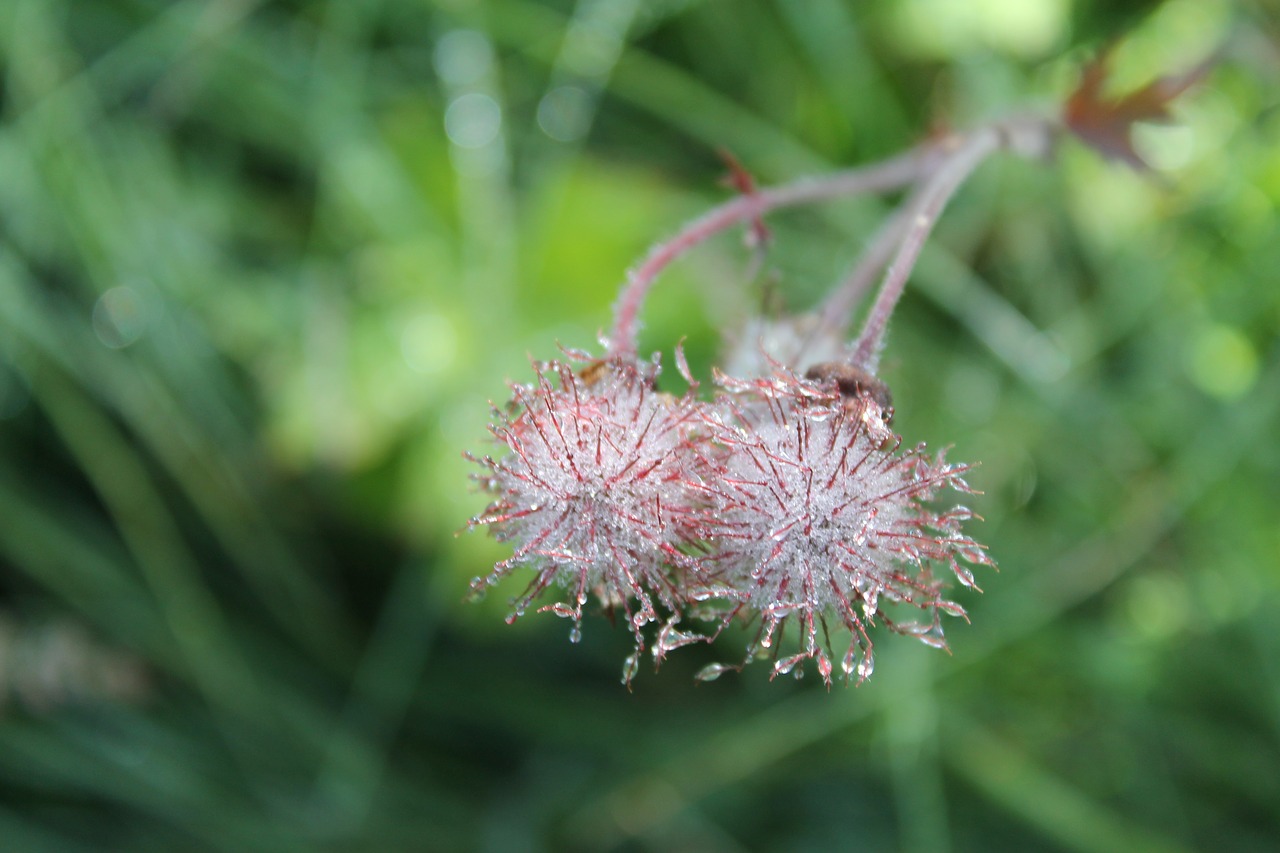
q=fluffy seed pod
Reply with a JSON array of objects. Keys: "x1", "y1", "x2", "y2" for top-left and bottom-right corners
[
  {"x1": 692, "y1": 368, "x2": 992, "y2": 685},
  {"x1": 467, "y1": 353, "x2": 711, "y2": 672}
]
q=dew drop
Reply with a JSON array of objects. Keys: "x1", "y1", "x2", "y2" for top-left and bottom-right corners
[
  {"x1": 842, "y1": 648, "x2": 856, "y2": 676},
  {"x1": 546, "y1": 602, "x2": 579, "y2": 620},
  {"x1": 621, "y1": 653, "x2": 640, "y2": 684},
  {"x1": 856, "y1": 651, "x2": 875, "y2": 681},
  {"x1": 760, "y1": 620, "x2": 778, "y2": 649},
  {"x1": 694, "y1": 663, "x2": 732, "y2": 682},
  {"x1": 917, "y1": 631, "x2": 948, "y2": 650},
  {"x1": 656, "y1": 623, "x2": 699, "y2": 654},
  {"x1": 465, "y1": 578, "x2": 488, "y2": 602},
  {"x1": 569, "y1": 624, "x2": 582, "y2": 644}
]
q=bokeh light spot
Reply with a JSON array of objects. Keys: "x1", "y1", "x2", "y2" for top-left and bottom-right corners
[
  {"x1": 444, "y1": 93, "x2": 501, "y2": 150},
  {"x1": 1187, "y1": 323, "x2": 1258, "y2": 401},
  {"x1": 537, "y1": 86, "x2": 592, "y2": 142},
  {"x1": 92, "y1": 286, "x2": 147, "y2": 349},
  {"x1": 433, "y1": 30, "x2": 493, "y2": 87}
]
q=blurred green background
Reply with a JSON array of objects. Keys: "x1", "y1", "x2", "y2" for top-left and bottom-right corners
[{"x1": 1, "y1": 0, "x2": 1278, "y2": 850}]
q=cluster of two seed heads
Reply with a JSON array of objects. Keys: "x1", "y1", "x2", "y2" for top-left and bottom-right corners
[
  {"x1": 467, "y1": 342, "x2": 992, "y2": 686},
  {"x1": 465, "y1": 121, "x2": 1051, "y2": 685},
  {"x1": 464, "y1": 55, "x2": 1211, "y2": 685}
]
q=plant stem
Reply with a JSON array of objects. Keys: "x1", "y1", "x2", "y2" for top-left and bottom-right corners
[
  {"x1": 608, "y1": 149, "x2": 931, "y2": 358},
  {"x1": 849, "y1": 116, "x2": 1056, "y2": 372},
  {"x1": 789, "y1": 207, "x2": 912, "y2": 368},
  {"x1": 608, "y1": 114, "x2": 1057, "y2": 364}
]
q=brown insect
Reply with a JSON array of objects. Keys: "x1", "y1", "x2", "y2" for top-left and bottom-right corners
[
  {"x1": 577, "y1": 359, "x2": 612, "y2": 387},
  {"x1": 804, "y1": 361, "x2": 894, "y2": 425}
]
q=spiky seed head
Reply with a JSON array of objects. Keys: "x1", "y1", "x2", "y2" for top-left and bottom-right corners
[
  {"x1": 467, "y1": 353, "x2": 711, "y2": 667},
  {"x1": 695, "y1": 368, "x2": 992, "y2": 685}
]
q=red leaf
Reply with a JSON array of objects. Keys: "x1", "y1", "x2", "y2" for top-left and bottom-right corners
[{"x1": 1063, "y1": 46, "x2": 1217, "y2": 170}]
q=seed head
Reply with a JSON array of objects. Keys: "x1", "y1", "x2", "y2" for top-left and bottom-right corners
[
  {"x1": 467, "y1": 352, "x2": 709, "y2": 664},
  {"x1": 693, "y1": 368, "x2": 992, "y2": 685}
]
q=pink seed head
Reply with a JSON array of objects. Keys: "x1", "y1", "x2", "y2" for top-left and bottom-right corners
[
  {"x1": 695, "y1": 368, "x2": 992, "y2": 685},
  {"x1": 467, "y1": 353, "x2": 712, "y2": 668}
]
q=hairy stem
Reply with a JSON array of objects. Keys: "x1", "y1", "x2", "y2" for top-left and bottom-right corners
[
  {"x1": 609, "y1": 149, "x2": 931, "y2": 358},
  {"x1": 789, "y1": 207, "x2": 913, "y2": 368},
  {"x1": 849, "y1": 116, "x2": 1057, "y2": 372},
  {"x1": 609, "y1": 114, "x2": 1057, "y2": 364},
  {"x1": 847, "y1": 132, "x2": 1001, "y2": 372}
]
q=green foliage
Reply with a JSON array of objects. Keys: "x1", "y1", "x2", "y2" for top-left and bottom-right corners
[{"x1": 0, "y1": 0, "x2": 1276, "y2": 850}]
